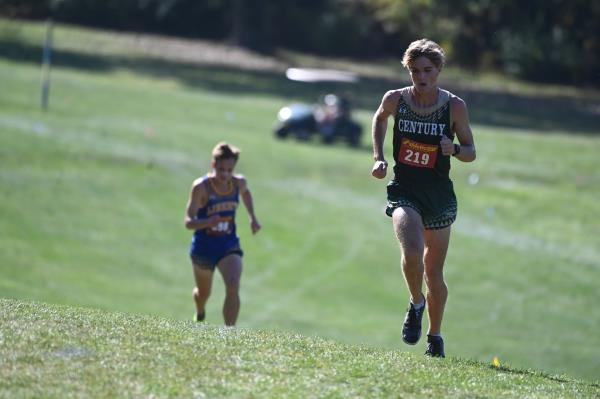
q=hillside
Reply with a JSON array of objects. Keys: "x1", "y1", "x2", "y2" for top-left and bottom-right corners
[
  {"x1": 2, "y1": 298, "x2": 598, "y2": 398},
  {"x1": 1, "y1": 18, "x2": 600, "y2": 384}
]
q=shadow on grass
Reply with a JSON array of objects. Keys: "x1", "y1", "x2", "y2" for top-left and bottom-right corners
[
  {"x1": 486, "y1": 364, "x2": 600, "y2": 388},
  {"x1": 2, "y1": 37, "x2": 599, "y2": 135},
  {"x1": 456, "y1": 357, "x2": 600, "y2": 388}
]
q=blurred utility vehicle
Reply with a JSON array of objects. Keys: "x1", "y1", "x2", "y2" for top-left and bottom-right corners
[
  {"x1": 274, "y1": 93, "x2": 362, "y2": 147},
  {"x1": 273, "y1": 68, "x2": 363, "y2": 147}
]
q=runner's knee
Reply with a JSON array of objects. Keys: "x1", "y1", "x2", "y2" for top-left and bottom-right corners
[
  {"x1": 223, "y1": 278, "x2": 240, "y2": 296},
  {"x1": 424, "y1": 272, "x2": 447, "y2": 295},
  {"x1": 401, "y1": 241, "x2": 424, "y2": 265},
  {"x1": 193, "y1": 286, "x2": 211, "y2": 301},
  {"x1": 224, "y1": 285, "x2": 239, "y2": 298}
]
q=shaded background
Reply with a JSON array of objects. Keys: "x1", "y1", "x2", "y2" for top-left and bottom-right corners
[{"x1": 2, "y1": 0, "x2": 599, "y2": 87}]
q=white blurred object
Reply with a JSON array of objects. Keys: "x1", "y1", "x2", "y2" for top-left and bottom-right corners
[
  {"x1": 276, "y1": 104, "x2": 313, "y2": 122},
  {"x1": 285, "y1": 68, "x2": 359, "y2": 83},
  {"x1": 468, "y1": 172, "x2": 480, "y2": 186}
]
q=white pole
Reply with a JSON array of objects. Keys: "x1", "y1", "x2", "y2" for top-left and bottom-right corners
[{"x1": 41, "y1": 19, "x2": 53, "y2": 111}]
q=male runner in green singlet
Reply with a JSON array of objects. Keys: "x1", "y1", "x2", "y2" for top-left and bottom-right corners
[{"x1": 371, "y1": 39, "x2": 476, "y2": 357}]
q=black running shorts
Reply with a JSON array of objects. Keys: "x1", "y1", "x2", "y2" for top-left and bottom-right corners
[{"x1": 385, "y1": 179, "x2": 457, "y2": 230}]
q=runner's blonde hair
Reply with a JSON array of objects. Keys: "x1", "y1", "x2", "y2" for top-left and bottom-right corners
[
  {"x1": 402, "y1": 39, "x2": 446, "y2": 70},
  {"x1": 212, "y1": 142, "x2": 240, "y2": 162}
]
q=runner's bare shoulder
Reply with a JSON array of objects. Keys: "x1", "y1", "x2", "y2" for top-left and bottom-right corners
[
  {"x1": 232, "y1": 174, "x2": 247, "y2": 190},
  {"x1": 191, "y1": 176, "x2": 208, "y2": 195}
]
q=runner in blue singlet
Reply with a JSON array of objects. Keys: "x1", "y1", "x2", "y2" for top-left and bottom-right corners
[{"x1": 185, "y1": 142, "x2": 261, "y2": 326}]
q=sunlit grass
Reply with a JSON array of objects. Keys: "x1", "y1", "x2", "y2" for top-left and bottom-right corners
[
  {"x1": 1, "y1": 19, "x2": 599, "y2": 384},
  {"x1": 2, "y1": 298, "x2": 597, "y2": 398}
]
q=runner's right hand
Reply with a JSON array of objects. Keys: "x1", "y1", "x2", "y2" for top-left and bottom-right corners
[
  {"x1": 206, "y1": 214, "x2": 223, "y2": 227},
  {"x1": 371, "y1": 160, "x2": 388, "y2": 179}
]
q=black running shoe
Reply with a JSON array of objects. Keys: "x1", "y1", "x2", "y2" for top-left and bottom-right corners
[
  {"x1": 402, "y1": 297, "x2": 426, "y2": 345},
  {"x1": 425, "y1": 335, "x2": 445, "y2": 358},
  {"x1": 196, "y1": 311, "x2": 205, "y2": 322}
]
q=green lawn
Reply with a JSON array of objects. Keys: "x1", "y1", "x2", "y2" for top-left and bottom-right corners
[
  {"x1": 1, "y1": 18, "x2": 599, "y2": 384},
  {"x1": 3, "y1": 298, "x2": 598, "y2": 398}
]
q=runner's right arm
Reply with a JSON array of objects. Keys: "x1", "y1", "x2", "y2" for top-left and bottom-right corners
[
  {"x1": 184, "y1": 180, "x2": 222, "y2": 230},
  {"x1": 371, "y1": 90, "x2": 398, "y2": 179}
]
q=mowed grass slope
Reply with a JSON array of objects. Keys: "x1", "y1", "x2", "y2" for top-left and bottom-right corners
[
  {"x1": 1, "y1": 19, "x2": 600, "y2": 383},
  {"x1": 2, "y1": 298, "x2": 599, "y2": 398}
]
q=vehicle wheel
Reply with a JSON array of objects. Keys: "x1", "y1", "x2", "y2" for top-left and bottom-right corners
[
  {"x1": 321, "y1": 134, "x2": 335, "y2": 145},
  {"x1": 275, "y1": 126, "x2": 289, "y2": 139},
  {"x1": 295, "y1": 129, "x2": 311, "y2": 141},
  {"x1": 346, "y1": 125, "x2": 362, "y2": 147}
]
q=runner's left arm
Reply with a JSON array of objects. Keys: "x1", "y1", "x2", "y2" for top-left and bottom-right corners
[
  {"x1": 238, "y1": 177, "x2": 261, "y2": 234},
  {"x1": 450, "y1": 96, "x2": 476, "y2": 162}
]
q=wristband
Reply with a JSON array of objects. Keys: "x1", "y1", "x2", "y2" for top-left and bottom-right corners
[{"x1": 452, "y1": 143, "x2": 461, "y2": 156}]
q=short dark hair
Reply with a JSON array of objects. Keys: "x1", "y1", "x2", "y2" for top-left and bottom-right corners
[{"x1": 211, "y1": 142, "x2": 240, "y2": 162}]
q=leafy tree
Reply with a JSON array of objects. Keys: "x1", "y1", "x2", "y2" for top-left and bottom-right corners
[
  {"x1": 367, "y1": 0, "x2": 600, "y2": 85},
  {"x1": 1, "y1": 0, "x2": 598, "y2": 85}
]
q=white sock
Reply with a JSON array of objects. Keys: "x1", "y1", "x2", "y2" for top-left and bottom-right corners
[{"x1": 411, "y1": 298, "x2": 425, "y2": 309}]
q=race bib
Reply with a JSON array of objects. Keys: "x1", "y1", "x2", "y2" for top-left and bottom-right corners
[
  {"x1": 207, "y1": 216, "x2": 234, "y2": 236},
  {"x1": 398, "y1": 138, "x2": 438, "y2": 169}
]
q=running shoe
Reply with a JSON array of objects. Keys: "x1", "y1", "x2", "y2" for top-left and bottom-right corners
[
  {"x1": 425, "y1": 335, "x2": 445, "y2": 358},
  {"x1": 402, "y1": 297, "x2": 426, "y2": 345},
  {"x1": 196, "y1": 311, "x2": 205, "y2": 322}
]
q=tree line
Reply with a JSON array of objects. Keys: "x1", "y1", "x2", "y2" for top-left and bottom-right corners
[{"x1": 2, "y1": 0, "x2": 598, "y2": 87}]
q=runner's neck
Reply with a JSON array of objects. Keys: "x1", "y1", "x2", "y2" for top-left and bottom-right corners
[
  {"x1": 410, "y1": 86, "x2": 439, "y2": 108},
  {"x1": 208, "y1": 175, "x2": 233, "y2": 195}
]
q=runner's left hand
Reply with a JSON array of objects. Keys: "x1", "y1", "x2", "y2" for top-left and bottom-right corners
[
  {"x1": 250, "y1": 219, "x2": 261, "y2": 235},
  {"x1": 440, "y1": 134, "x2": 455, "y2": 156}
]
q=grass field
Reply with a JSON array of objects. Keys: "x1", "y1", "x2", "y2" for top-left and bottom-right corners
[
  {"x1": 3, "y1": 299, "x2": 599, "y2": 398},
  {"x1": 1, "y1": 17, "x2": 600, "y2": 387}
]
